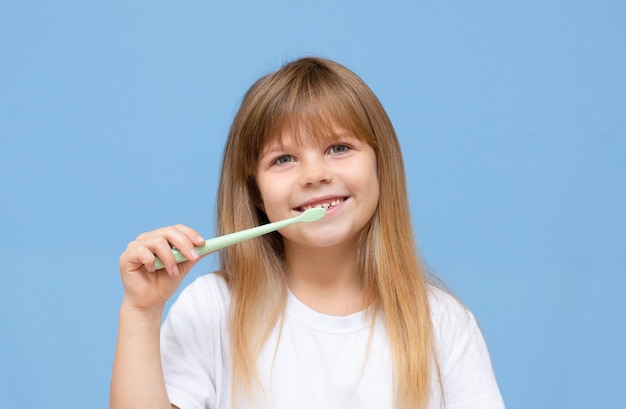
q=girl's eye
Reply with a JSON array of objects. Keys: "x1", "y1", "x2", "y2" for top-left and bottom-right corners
[
  {"x1": 329, "y1": 144, "x2": 350, "y2": 154},
  {"x1": 273, "y1": 155, "x2": 295, "y2": 165}
]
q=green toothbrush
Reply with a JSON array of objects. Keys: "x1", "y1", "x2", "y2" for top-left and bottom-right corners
[{"x1": 154, "y1": 207, "x2": 327, "y2": 270}]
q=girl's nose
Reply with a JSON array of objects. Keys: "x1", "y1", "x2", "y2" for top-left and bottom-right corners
[{"x1": 299, "y1": 157, "x2": 332, "y2": 187}]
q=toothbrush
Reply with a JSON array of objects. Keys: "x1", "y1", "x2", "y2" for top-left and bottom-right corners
[{"x1": 153, "y1": 207, "x2": 327, "y2": 270}]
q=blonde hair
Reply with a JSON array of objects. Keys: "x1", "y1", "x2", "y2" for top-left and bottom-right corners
[{"x1": 216, "y1": 57, "x2": 436, "y2": 409}]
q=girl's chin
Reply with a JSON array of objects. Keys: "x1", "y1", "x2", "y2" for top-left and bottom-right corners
[{"x1": 285, "y1": 229, "x2": 359, "y2": 250}]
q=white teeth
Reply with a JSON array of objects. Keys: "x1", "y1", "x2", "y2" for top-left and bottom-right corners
[{"x1": 302, "y1": 199, "x2": 343, "y2": 211}]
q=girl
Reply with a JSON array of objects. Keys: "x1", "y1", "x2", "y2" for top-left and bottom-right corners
[{"x1": 111, "y1": 57, "x2": 505, "y2": 409}]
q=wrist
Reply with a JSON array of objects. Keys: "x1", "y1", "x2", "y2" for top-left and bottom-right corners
[{"x1": 119, "y1": 298, "x2": 166, "y2": 324}]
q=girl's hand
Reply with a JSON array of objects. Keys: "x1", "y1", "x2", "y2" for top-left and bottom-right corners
[{"x1": 118, "y1": 225, "x2": 206, "y2": 311}]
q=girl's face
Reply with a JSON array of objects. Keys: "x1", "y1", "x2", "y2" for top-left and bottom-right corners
[{"x1": 255, "y1": 125, "x2": 379, "y2": 251}]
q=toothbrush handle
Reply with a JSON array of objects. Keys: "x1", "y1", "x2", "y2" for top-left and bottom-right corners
[{"x1": 153, "y1": 216, "x2": 301, "y2": 270}]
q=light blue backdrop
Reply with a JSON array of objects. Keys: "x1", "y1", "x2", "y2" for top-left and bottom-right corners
[{"x1": 1, "y1": 1, "x2": 624, "y2": 408}]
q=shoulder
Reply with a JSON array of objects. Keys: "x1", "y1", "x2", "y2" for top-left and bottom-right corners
[
  {"x1": 164, "y1": 273, "x2": 231, "y2": 327},
  {"x1": 426, "y1": 284, "x2": 485, "y2": 362},
  {"x1": 175, "y1": 272, "x2": 229, "y2": 306},
  {"x1": 427, "y1": 285, "x2": 497, "y2": 377},
  {"x1": 427, "y1": 285, "x2": 474, "y2": 329},
  {"x1": 161, "y1": 273, "x2": 231, "y2": 363},
  {"x1": 427, "y1": 285, "x2": 505, "y2": 408},
  {"x1": 161, "y1": 274, "x2": 232, "y2": 409}
]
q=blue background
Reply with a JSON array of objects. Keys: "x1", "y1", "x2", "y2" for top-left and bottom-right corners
[{"x1": 1, "y1": 1, "x2": 624, "y2": 407}]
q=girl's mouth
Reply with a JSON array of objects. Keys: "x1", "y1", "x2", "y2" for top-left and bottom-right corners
[{"x1": 297, "y1": 197, "x2": 346, "y2": 212}]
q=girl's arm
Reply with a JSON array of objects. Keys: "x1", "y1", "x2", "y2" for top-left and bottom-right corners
[
  {"x1": 110, "y1": 301, "x2": 172, "y2": 409},
  {"x1": 109, "y1": 225, "x2": 206, "y2": 409}
]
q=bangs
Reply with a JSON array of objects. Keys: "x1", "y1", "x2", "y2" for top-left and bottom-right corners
[{"x1": 271, "y1": 89, "x2": 375, "y2": 149}]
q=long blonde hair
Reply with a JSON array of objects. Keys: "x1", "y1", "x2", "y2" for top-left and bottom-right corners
[{"x1": 216, "y1": 57, "x2": 435, "y2": 409}]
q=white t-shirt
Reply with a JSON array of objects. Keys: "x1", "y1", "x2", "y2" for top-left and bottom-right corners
[{"x1": 160, "y1": 273, "x2": 505, "y2": 409}]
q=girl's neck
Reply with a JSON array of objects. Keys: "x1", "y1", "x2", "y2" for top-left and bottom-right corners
[{"x1": 283, "y1": 240, "x2": 364, "y2": 316}]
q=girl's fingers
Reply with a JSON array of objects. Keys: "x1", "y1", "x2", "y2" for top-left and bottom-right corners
[
  {"x1": 171, "y1": 224, "x2": 206, "y2": 247},
  {"x1": 134, "y1": 246, "x2": 158, "y2": 273},
  {"x1": 167, "y1": 225, "x2": 206, "y2": 265},
  {"x1": 150, "y1": 236, "x2": 182, "y2": 277},
  {"x1": 118, "y1": 224, "x2": 205, "y2": 310},
  {"x1": 126, "y1": 225, "x2": 206, "y2": 277}
]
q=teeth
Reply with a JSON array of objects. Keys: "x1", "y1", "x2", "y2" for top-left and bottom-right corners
[{"x1": 302, "y1": 199, "x2": 343, "y2": 211}]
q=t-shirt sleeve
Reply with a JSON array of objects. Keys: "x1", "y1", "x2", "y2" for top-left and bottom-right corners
[
  {"x1": 430, "y1": 288, "x2": 506, "y2": 409},
  {"x1": 160, "y1": 275, "x2": 230, "y2": 409}
]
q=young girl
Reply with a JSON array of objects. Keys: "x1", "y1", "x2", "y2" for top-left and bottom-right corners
[{"x1": 111, "y1": 57, "x2": 505, "y2": 409}]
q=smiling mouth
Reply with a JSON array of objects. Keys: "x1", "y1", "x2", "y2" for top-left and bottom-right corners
[{"x1": 297, "y1": 198, "x2": 346, "y2": 212}]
